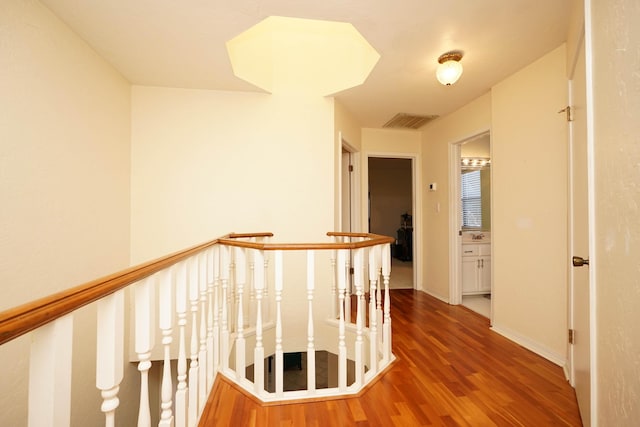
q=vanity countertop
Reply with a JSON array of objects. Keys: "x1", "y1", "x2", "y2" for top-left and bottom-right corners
[{"x1": 462, "y1": 231, "x2": 491, "y2": 244}]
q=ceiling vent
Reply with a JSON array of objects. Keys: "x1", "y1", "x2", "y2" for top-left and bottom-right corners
[{"x1": 383, "y1": 113, "x2": 438, "y2": 129}]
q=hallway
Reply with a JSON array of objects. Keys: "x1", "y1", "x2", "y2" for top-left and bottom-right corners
[{"x1": 201, "y1": 289, "x2": 582, "y2": 426}]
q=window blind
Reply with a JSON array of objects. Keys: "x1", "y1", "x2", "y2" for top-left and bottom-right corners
[{"x1": 461, "y1": 170, "x2": 482, "y2": 228}]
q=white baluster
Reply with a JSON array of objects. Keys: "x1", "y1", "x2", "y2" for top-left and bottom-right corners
[
  {"x1": 159, "y1": 268, "x2": 174, "y2": 427},
  {"x1": 354, "y1": 248, "x2": 365, "y2": 387},
  {"x1": 220, "y1": 246, "x2": 230, "y2": 372},
  {"x1": 175, "y1": 260, "x2": 188, "y2": 427},
  {"x1": 306, "y1": 249, "x2": 316, "y2": 393},
  {"x1": 249, "y1": 239, "x2": 256, "y2": 327},
  {"x1": 188, "y1": 257, "x2": 200, "y2": 426},
  {"x1": 253, "y1": 249, "x2": 265, "y2": 395},
  {"x1": 374, "y1": 245, "x2": 383, "y2": 350},
  {"x1": 274, "y1": 250, "x2": 284, "y2": 396},
  {"x1": 198, "y1": 252, "x2": 208, "y2": 410},
  {"x1": 262, "y1": 237, "x2": 270, "y2": 323},
  {"x1": 344, "y1": 237, "x2": 352, "y2": 324},
  {"x1": 235, "y1": 246, "x2": 247, "y2": 381},
  {"x1": 382, "y1": 243, "x2": 392, "y2": 364},
  {"x1": 29, "y1": 314, "x2": 74, "y2": 427},
  {"x1": 337, "y1": 249, "x2": 347, "y2": 391},
  {"x1": 135, "y1": 275, "x2": 156, "y2": 427},
  {"x1": 228, "y1": 252, "x2": 236, "y2": 334},
  {"x1": 368, "y1": 247, "x2": 379, "y2": 374},
  {"x1": 330, "y1": 239, "x2": 338, "y2": 319},
  {"x1": 96, "y1": 291, "x2": 124, "y2": 427},
  {"x1": 212, "y1": 246, "x2": 221, "y2": 375},
  {"x1": 206, "y1": 247, "x2": 216, "y2": 390}
]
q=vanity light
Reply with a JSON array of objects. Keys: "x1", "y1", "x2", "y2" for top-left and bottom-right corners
[
  {"x1": 461, "y1": 157, "x2": 490, "y2": 169},
  {"x1": 436, "y1": 51, "x2": 463, "y2": 86}
]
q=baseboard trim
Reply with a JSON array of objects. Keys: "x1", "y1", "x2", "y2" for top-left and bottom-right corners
[
  {"x1": 562, "y1": 363, "x2": 571, "y2": 382},
  {"x1": 490, "y1": 324, "x2": 566, "y2": 367},
  {"x1": 420, "y1": 288, "x2": 449, "y2": 304}
]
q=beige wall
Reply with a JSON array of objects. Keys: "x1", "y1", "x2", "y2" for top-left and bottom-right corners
[
  {"x1": 334, "y1": 99, "x2": 363, "y2": 230},
  {"x1": 334, "y1": 99, "x2": 362, "y2": 152},
  {"x1": 131, "y1": 87, "x2": 335, "y2": 263},
  {"x1": 421, "y1": 45, "x2": 569, "y2": 365},
  {"x1": 421, "y1": 93, "x2": 492, "y2": 300},
  {"x1": 589, "y1": 0, "x2": 640, "y2": 424},
  {"x1": 0, "y1": 1, "x2": 132, "y2": 425},
  {"x1": 491, "y1": 44, "x2": 568, "y2": 363}
]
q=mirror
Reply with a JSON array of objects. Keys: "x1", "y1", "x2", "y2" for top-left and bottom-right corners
[{"x1": 461, "y1": 133, "x2": 491, "y2": 231}]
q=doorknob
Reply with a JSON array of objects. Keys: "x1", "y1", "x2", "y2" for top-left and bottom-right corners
[{"x1": 572, "y1": 256, "x2": 589, "y2": 267}]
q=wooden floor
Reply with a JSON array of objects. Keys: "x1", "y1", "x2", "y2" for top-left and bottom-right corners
[{"x1": 199, "y1": 289, "x2": 583, "y2": 426}]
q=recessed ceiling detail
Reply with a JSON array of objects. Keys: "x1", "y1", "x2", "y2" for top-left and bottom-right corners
[
  {"x1": 226, "y1": 16, "x2": 380, "y2": 95},
  {"x1": 383, "y1": 113, "x2": 439, "y2": 129}
]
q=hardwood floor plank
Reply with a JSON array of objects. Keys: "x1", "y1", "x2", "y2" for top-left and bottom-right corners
[{"x1": 199, "y1": 290, "x2": 582, "y2": 426}]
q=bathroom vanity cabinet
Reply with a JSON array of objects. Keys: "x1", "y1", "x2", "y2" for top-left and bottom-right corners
[{"x1": 461, "y1": 242, "x2": 491, "y2": 295}]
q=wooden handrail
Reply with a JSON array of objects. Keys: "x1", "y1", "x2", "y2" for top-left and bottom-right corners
[
  {"x1": 0, "y1": 231, "x2": 393, "y2": 346},
  {"x1": 0, "y1": 237, "x2": 229, "y2": 346},
  {"x1": 220, "y1": 232, "x2": 394, "y2": 251}
]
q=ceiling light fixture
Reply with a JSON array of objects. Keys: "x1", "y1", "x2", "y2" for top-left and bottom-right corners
[{"x1": 436, "y1": 51, "x2": 463, "y2": 86}]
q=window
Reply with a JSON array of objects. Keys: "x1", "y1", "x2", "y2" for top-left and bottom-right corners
[{"x1": 461, "y1": 170, "x2": 481, "y2": 228}]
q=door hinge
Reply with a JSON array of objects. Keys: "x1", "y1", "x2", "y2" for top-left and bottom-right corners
[
  {"x1": 568, "y1": 329, "x2": 575, "y2": 344},
  {"x1": 349, "y1": 165, "x2": 354, "y2": 172},
  {"x1": 349, "y1": 267, "x2": 354, "y2": 275},
  {"x1": 558, "y1": 106, "x2": 573, "y2": 122}
]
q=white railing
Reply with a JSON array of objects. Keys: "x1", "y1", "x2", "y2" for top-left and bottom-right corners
[{"x1": 0, "y1": 232, "x2": 394, "y2": 426}]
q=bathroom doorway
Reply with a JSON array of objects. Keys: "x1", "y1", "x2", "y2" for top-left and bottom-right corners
[{"x1": 449, "y1": 131, "x2": 492, "y2": 319}]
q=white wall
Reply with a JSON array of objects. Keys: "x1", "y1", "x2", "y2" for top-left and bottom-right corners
[
  {"x1": 131, "y1": 87, "x2": 336, "y2": 263},
  {"x1": 0, "y1": 1, "x2": 132, "y2": 425},
  {"x1": 589, "y1": 0, "x2": 640, "y2": 423},
  {"x1": 491, "y1": 44, "x2": 568, "y2": 364},
  {"x1": 421, "y1": 93, "x2": 492, "y2": 300}
]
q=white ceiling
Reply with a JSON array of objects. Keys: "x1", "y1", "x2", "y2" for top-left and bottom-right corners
[{"x1": 40, "y1": 0, "x2": 571, "y2": 128}]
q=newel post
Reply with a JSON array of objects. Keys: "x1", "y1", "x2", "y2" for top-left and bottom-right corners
[{"x1": 29, "y1": 314, "x2": 74, "y2": 427}]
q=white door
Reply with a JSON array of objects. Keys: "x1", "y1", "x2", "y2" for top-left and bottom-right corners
[{"x1": 570, "y1": 31, "x2": 591, "y2": 426}]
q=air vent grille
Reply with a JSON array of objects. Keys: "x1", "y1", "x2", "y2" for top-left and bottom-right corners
[{"x1": 383, "y1": 113, "x2": 439, "y2": 129}]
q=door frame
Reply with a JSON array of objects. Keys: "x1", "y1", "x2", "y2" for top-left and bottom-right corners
[
  {"x1": 339, "y1": 134, "x2": 361, "y2": 233},
  {"x1": 364, "y1": 151, "x2": 421, "y2": 290},
  {"x1": 570, "y1": 9, "x2": 598, "y2": 423},
  {"x1": 448, "y1": 129, "x2": 492, "y2": 320}
]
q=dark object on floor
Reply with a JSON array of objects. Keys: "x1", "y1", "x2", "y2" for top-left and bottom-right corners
[
  {"x1": 395, "y1": 225, "x2": 412, "y2": 261},
  {"x1": 284, "y1": 352, "x2": 302, "y2": 370}
]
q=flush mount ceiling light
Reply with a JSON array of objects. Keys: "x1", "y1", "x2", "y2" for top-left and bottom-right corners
[{"x1": 436, "y1": 51, "x2": 463, "y2": 86}]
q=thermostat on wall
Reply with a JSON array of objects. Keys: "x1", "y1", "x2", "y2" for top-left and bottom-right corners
[{"x1": 428, "y1": 182, "x2": 437, "y2": 191}]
